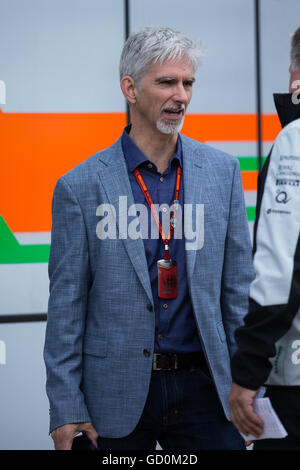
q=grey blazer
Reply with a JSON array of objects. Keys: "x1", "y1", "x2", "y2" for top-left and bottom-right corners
[{"x1": 44, "y1": 134, "x2": 254, "y2": 437}]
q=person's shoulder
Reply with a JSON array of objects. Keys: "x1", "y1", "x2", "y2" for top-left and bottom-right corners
[
  {"x1": 270, "y1": 117, "x2": 300, "y2": 160},
  {"x1": 57, "y1": 137, "x2": 123, "y2": 188},
  {"x1": 282, "y1": 116, "x2": 300, "y2": 131},
  {"x1": 180, "y1": 133, "x2": 239, "y2": 169},
  {"x1": 276, "y1": 117, "x2": 300, "y2": 141}
]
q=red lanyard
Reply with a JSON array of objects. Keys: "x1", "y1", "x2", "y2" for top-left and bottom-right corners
[{"x1": 133, "y1": 165, "x2": 182, "y2": 260}]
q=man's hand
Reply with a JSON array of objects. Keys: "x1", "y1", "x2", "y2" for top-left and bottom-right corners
[
  {"x1": 228, "y1": 383, "x2": 264, "y2": 438},
  {"x1": 51, "y1": 422, "x2": 99, "y2": 450}
]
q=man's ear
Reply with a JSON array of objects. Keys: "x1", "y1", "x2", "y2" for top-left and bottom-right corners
[{"x1": 120, "y1": 75, "x2": 138, "y2": 104}]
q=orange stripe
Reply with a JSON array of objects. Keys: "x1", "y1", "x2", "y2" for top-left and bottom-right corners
[
  {"x1": 0, "y1": 110, "x2": 126, "y2": 232},
  {"x1": 182, "y1": 113, "x2": 281, "y2": 141},
  {"x1": 0, "y1": 110, "x2": 279, "y2": 232},
  {"x1": 261, "y1": 114, "x2": 282, "y2": 141},
  {"x1": 241, "y1": 171, "x2": 258, "y2": 191}
]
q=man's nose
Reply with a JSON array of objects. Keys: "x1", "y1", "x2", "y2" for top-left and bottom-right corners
[{"x1": 173, "y1": 84, "x2": 189, "y2": 104}]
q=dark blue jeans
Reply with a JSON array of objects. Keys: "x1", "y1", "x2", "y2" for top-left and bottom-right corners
[{"x1": 97, "y1": 360, "x2": 245, "y2": 451}]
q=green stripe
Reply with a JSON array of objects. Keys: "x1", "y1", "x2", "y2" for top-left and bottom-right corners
[
  {"x1": 0, "y1": 216, "x2": 50, "y2": 264},
  {"x1": 1, "y1": 202, "x2": 257, "y2": 264},
  {"x1": 246, "y1": 206, "x2": 256, "y2": 221},
  {"x1": 0, "y1": 244, "x2": 50, "y2": 264},
  {"x1": 237, "y1": 156, "x2": 267, "y2": 171}
]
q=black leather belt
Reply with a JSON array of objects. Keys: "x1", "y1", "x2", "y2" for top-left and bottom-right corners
[{"x1": 152, "y1": 352, "x2": 205, "y2": 371}]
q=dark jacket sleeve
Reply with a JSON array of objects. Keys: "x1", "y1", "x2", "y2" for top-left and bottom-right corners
[{"x1": 231, "y1": 128, "x2": 300, "y2": 390}]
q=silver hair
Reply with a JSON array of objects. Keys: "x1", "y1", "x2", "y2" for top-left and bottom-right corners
[
  {"x1": 290, "y1": 26, "x2": 300, "y2": 71},
  {"x1": 119, "y1": 26, "x2": 204, "y2": 86}
]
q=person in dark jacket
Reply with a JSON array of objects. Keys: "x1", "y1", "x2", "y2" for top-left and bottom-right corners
[{"x1": 228, "y1": 26, "x2": 300, "y2": 450}]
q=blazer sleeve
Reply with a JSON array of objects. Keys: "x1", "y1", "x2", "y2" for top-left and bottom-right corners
[
  {"x1": 43, "y1": 176, "x2": 92, "y2": 433},
  {"x1": 220, "y1": 159, "x2": 255, "y2": 357}
]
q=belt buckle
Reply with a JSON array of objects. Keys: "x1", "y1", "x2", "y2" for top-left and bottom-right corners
[
  {"x1": 153, "y1": 353, "x2": 179, "y2": 370},
  {"x1": 153, "y1": 353, "x2": 162, "y2": 371},
  {"x1": 174, "y1": 354, "x2": 179, "y2": 369}
]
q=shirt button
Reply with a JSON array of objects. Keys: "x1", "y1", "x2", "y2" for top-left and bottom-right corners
[
  {"x1": 162, "y1": 303, "x2": 168, "y2": 309},
  {"x1": 143, "y1": 349, "x2": 151, "y2": 357},
  {"x1": 160, "y1": 177, "x2": 164, "y2": 182}
]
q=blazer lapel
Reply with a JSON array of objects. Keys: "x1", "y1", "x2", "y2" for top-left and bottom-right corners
[
  {"x1": 97, "y1": 138, "x2": 153, "y2": 304},
  {"x1": 181, "y1": 135, "x2": 207, "y2": 282}
]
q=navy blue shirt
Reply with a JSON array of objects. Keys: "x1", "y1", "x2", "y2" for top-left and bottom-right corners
[{"x1": 121, "y1": 126, "x2": 202, "y2": 353}]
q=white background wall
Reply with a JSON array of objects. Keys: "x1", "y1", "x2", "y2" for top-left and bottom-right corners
[{"x1": 1, "y1": 0, "x2": 300, "y2": 449}]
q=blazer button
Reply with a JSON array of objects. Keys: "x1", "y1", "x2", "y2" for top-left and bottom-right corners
[
  {"x1": 143, "y1": 349, "x2": 151, "y2": 357},
  {"x1": 146, "y1": 304, "x2": 153, "y2": 312}
]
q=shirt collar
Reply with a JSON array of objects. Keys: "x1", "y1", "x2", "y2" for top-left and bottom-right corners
[{"x1": 121, "y1": 124, "x2": 182, "y2": 173}]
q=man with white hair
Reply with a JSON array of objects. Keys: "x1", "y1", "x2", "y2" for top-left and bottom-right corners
[
  {"x1": 229, "y1": 26, "x2": 300, "y2": 450},
  {"x1": 44, "y1": 26, "x2": 253, "y2": 450}
]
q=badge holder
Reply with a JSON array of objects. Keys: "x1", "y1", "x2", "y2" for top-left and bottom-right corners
[{"x1": 157, "y1": 245, "x2": 178, "y2": 299}]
